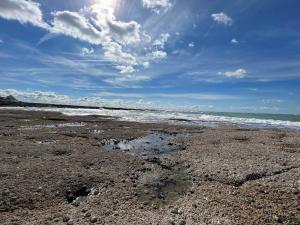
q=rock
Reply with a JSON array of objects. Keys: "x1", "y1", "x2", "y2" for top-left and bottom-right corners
[
  {"x1": 93, "y1": 189, "x2": 99, "y2": 195},
  {"x1": 179, "y1": 220, "x2": 186, "y2": 225},
  {"x1": 81, "y1": 208, "x2": 88, "y2": 213},
  {"x1": 62, "y1": 215, "x2": 70, "y2": 222},
  {"x1": 84, "y1": 212, "x2": 91, "y2": 218},
  {"x1": 169, "y1": 220, "x2": 176, "y2": 225},
  {"x1": 171, "y1": 207, "x2": 182, "y2": 214},
  {"x1": 37, "y1": 186, "x2": 43, "y2": 192},
  {"x1": 72, "y1": 201, "x2": 80, "y2": 207},
  {"x1": 3, "y1": 189, "x2": 10, "y2": 196},
  {"x1": 90, "y1": 217, "x2": 98, "y2": 223},
  {"x1": 67, "y1": 220, "x2": 74, "y2": 225}
]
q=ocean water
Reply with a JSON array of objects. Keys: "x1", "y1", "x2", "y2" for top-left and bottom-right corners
[{"x1": 1, "y1": 107, "x2": 300, "y2": 131}]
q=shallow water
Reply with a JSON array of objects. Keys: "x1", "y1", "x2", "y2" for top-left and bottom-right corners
[{"x1": 103, "y1": 132, "x2": 188, "y2": 157}]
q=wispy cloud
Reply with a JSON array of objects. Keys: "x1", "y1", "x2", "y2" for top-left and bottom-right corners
[
  {"x1": 218, "y1": 69, "x2": 247, "y2": 79},
  {"x1": 142, "y1": 0, "x2": 173, "y2": 14},
  {"x1": 211, "y1": 12, "x2": 233, "y2": 26},
  {"x1": 96, "y1": 91, "x2": 239, "y2": 100}
]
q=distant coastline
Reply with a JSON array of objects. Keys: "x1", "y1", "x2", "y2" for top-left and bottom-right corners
[{"x1": 0, "y1": 95, "x2": 142, "y2": 111}]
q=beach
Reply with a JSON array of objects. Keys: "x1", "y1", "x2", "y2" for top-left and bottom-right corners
[{"x1": 0, "y1": 109, "x2": 299, "y2": 225}]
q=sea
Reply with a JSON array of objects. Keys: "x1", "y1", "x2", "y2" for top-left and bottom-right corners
[{"x1": 2, "y1": 107, "x2": 300, "y2": 131}]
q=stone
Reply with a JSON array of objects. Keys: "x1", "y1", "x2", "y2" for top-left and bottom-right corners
[
  {"x1": 62, "y1": 215, "x2": 70, "y2": 222},
  {"x1": 84, "y1": 212, "x2": 91, "y2": 218},
  {"x1": 90, "y1": 217, "x2": 98, "y2": 223},
  {"x1": 81, "y1": 208, "x2": 88, "y2": 213},
  {"x1": 179, "y1": 220, "x2": 186, "y2": 225},
  {"x1": 37, "y1": 186, "x2": 43, "y2": 192},
  {"x1": 67, "y1": 220, "x2": 74, "y2": 225}
]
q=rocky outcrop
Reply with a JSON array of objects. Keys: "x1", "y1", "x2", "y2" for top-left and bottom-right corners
[{"x1": 0, "y1": 95, "x2": 18, "y2": 105}]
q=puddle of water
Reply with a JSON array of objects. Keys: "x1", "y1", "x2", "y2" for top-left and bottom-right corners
[
  {"x1": 137, "y1": 164, "x2": 192, "y2": 206},
  {"x1": 103, "y1": 132, "x2": 192, "y2": 207},
  {"x1": 103, "y1": 132, "x2": 188, "y2": 157}
]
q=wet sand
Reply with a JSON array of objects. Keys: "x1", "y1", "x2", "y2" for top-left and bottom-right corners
[{"x1": 0, "y1": 109, "x2": 299, "y2": 225}]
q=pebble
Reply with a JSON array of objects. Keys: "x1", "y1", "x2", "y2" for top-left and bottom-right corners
[
  {"x1": 81, "y1": 208, "x2": 88, "y2": 213},
  {"x1": 72, "y1": 201, "x2": 80, "y2": 207},
  {"x1": 93, "y1": 189, "x2": 99, "y2": 195},
  {"x1": 171, "y1": 207, "x2": 182, "y2": 214},
  {"x1": 62, "y1": 215, "x2": 70, "y2": 222},
  {"x1": 84, "y1": 212, "x2": 91, "y2": 218},
  {"x1": 169, "y1": 220, "x2": 176, "y2": 225},
  {"x1": 90, "y1": 217, "x2": 98, "y2": 223},
  {"x1": 67, "y1": 220, "x2": 74, "y2": 225},
  {"x1": 37, "y1": 186, "x2": 43, "y2": 192},
  {"x1": 179, "y1": 220, "x2": 186, "y2": 225}
]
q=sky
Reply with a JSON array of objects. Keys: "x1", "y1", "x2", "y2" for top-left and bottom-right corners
[{"x1": 0, "y1": 0, "x2": 300, "y2": 114}]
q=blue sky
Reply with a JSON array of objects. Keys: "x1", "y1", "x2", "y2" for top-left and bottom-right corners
[{"x1": 0, "y1": 0, "x2": 299, "y2": 114}]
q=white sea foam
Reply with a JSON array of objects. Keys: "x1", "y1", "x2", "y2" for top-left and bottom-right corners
[{"x1": 1, "y1": 107, "x2": 300, "y2": 130}]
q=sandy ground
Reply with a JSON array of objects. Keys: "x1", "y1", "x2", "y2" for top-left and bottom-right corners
[{"x1": 0, "y1": 109, "x2": 299, "y2": 225}]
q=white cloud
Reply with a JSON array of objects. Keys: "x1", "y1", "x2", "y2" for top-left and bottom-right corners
[
  {"x1": 188, "y1": 42, "x2": 195, "y2": 48},
  {"x1": 143, "y1": 61, "x2": 150, "y2": 68},
  {"x1": 211, "y1": 12, "x2": 233, "y2": 26},
  {"x1": 51, "y1": 11, "x2": 107, "y2": 45},
  {"x1": 116, "y1": 65, "x2": 135, "y2": 74},
  {"x1": 0, "y1": 0, "x2": 49, "y2": 29},
  {"x1": 231, "y1": 38, "x2": 238, "y2": 44},
  {"x1": 0, "y1": 89, "x2": 70, "y2": 104},
  {"x1": 88, "y1": 3, "x2": 141, "y2": 45},
  {"x1": 0, "y1": 1, "x2": 170, "y2": 75},
  {"x1": 81, "y1": 47, "x2": 94, "y2": 56},
  {"x1": 103, "y1": 41, "x2": 137, "y2": 70},
  {"x1": 153, "y1": 33, "x2": 170, "y2": 49},
  {"x1": 151, "y1": 50, "x2": 167, "y2": 59},
  {"x1": 50, "y1": 8, "x2": 140, "y2": 73},
  {"x1": 142, "y1": 0, "x2": 173, "y2": 14},
  {"x1": 218, "y1": 68, "x2": 247, "y2": 79},
  {"x1": 0, "y1": 39, "x2": 3, "y2": 44}
]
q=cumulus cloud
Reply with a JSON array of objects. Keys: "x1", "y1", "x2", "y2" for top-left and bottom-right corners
[
  {"x1": 151, "y1": 50, "x2": 167, "y2": 59},
  {"x1": 81, "y1": 47, "x2": 94, "y2": 55},
  {"x1": 88, "y1": 4, "x2": 141, "y2": 45},
  {"x1": 51, "y1": 11, "x2": 107, "y2": 45},
  {"x1": 153, "y1": 33, "x2": 170, "y2": 49},
  {"x1": 142, "y1": 0, "x2": 173, "y2": 14},
  {"x1": 211, "y1": 12, "x2": 233, "y2": 26},
  {"x1": 143, "y1": 61, "x2": 150, "y2": 68},
  {"x1": 219, "y1": 69, "x2": 247, "y2": 79},
  {"x1": 231, "y1": 38, "x2": 238, "y2": 44},
  {"x1": 0, "y1": 1, "x2": 170, "y2": 75},
  {"x1": 0, "y1": 89, "x2": 70, "y2": 104},
  {"x1": 103, "y1": 42, "x2": 137, "y2": 69},
  {"x1": 0, "y1": 0, "x2": 49, "y2": 28},
  {"x1": 188, "y1": 42, "x2": 195, "y2": 48}
]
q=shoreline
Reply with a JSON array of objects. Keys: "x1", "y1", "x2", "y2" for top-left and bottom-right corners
[
  {"x1": 1, "y1": 106, "x2": 300, "y2": 132},
  {"x1": 0, "y1": 109, "x2": 299, "y2": 224}
]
